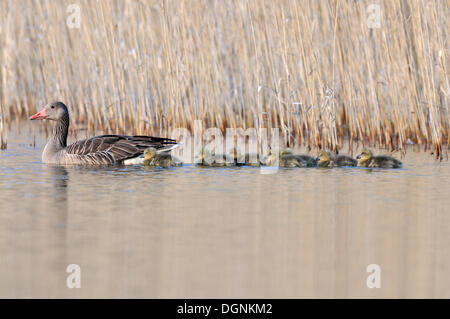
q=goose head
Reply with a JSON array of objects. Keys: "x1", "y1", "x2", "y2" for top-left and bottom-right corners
[{"x1": 30, "y1": 101, "x2": 68, "y2": 121}]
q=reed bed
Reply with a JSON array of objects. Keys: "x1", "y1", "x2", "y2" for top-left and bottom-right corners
[{"x1": 0, "y1": 0, "x2": 448, "y2": 157}]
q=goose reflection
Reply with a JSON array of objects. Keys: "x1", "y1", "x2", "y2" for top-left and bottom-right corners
[
  {"x1": 43, "y1": 164, "x2": 69, "y2": 207},
  {"x1": 49, "y1": 165, "x2": 69, "y2": 189}
]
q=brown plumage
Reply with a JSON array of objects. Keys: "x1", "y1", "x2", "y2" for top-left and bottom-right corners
[{"x1": 30, "y1": 102, "x2": 178, "y2": 165}]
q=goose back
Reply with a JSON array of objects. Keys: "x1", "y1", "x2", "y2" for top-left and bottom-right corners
[{"x1": 63, "y1": 135, "x2": 178, "y2": 165}]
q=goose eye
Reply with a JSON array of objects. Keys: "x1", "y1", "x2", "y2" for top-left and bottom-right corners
[{"x1": 51, "y1": 106, "x2": 55, "y2": 109}]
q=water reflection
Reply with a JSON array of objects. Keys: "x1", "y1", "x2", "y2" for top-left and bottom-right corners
[{"x1": 49, "y1": 165, "x2": 69, "y2": 189}]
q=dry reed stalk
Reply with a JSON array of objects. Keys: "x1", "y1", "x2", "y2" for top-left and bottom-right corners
[{"x1": 0, "y1": 109, "x2": 6, "y2": 150}]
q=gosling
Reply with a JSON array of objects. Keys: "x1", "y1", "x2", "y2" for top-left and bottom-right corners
[
  {"x1": 229, "y1": 147, "x2": 261, "y2": 167},
  {"x1": 356, "y1": 148, "x2": 402, "y2": 168},
  {"x1": 143, "y1": 147, "x2": 182, "y2": 168},
  {"x1": 196, "y1": 147, "x2": 232, "y2": 167},
  {"x1": 267, "y1": 148, "x2": 317, "y2": 168},
  {"x1": 316, "y1": 150, "x2": 357, "y2": 167}
]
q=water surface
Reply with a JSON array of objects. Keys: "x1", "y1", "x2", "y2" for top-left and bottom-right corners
[{"x1": 1, "y1": 126, "x2": 449, "y2": 298}]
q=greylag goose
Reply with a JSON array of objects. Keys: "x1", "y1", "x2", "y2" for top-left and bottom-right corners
[
  {"x1": 356, "y1": 148, "x2": 403, "y2": 168},
  {"x1": 316, "y1": 150, "x2": 357, "y2": 167},
  {"x1": 267, "y1": 148, "x2": 317, "y2": 167},
  {"x1": 30, "y1": 102, "x2": 178, "y2": 165},
  {"x1": 143, "y1": 147, "x2": 182, "y2": 167}
]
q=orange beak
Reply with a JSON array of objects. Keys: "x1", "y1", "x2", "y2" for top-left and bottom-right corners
[{"x1": 30, "y1": 108, "x2": 47, "y2": 120}]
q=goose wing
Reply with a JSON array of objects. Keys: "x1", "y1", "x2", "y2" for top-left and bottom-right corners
[{"x1": 66, "y1": 135, "x2": 178, "y2": 164}]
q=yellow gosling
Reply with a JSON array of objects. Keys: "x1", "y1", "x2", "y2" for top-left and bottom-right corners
[
  {"x1": 356, "y1": 148, "x2": 402, "y2": 168},
  {"x1": 196, "y1": 147, "x2": 231, "y2": 167},
  {"x1": 143, "y1": 147, "x2": 182, "y2": 168}
]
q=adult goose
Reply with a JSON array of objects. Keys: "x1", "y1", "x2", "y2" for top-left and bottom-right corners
[{"x1": 30, "y1": 101, "x2": 178, "y2": 165}]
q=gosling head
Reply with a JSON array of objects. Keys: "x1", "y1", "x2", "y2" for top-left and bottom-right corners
[
  {"x1": 267, "y1": 149, "x2": 278, "y2": 166},
  {"x1": 280, "y1": 148, "x2": 293, "y2": 156},
  {"x1": 144, "y1": 147, "x2": 157, "y2": 160},
  {"x1": 356, "y1": 148, "x2": 373, "y2": 164},
  {"x1": 316, "y1": 150, "x2": 332, "y2": 164}
]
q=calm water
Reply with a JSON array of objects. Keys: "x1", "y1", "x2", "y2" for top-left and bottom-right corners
[{"x1": 0, "y1": 126, "x2": 449, "y2": 298}]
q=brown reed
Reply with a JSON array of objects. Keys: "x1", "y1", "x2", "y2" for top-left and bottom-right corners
[{"x1": 0, "y1": 0, "x2": 448, "y2": 158}]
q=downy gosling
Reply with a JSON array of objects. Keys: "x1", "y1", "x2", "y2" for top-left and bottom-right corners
[
  {"x1": 267, "y1": 148, "x2": 317, "y2": 168},
  {"x1": 229, "y1": 147, "x2": 261, "y2": 167},
  {"x1": 316, "y1": 150, "x2": 357, "y2": 167},
  {"x1": 143, "y1": 147, "x2": 182, "y2": 167},
  {"x1": 196, "y1": 147, "x2": 232, "y2": 167},
  {"x1": 356, "y1": 148, "x2": 402, "y2": 168}
]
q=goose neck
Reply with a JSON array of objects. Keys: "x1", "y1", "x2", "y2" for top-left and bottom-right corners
[{"x1": 51, "y1": 116, "x2": 69, "y2": 149}]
